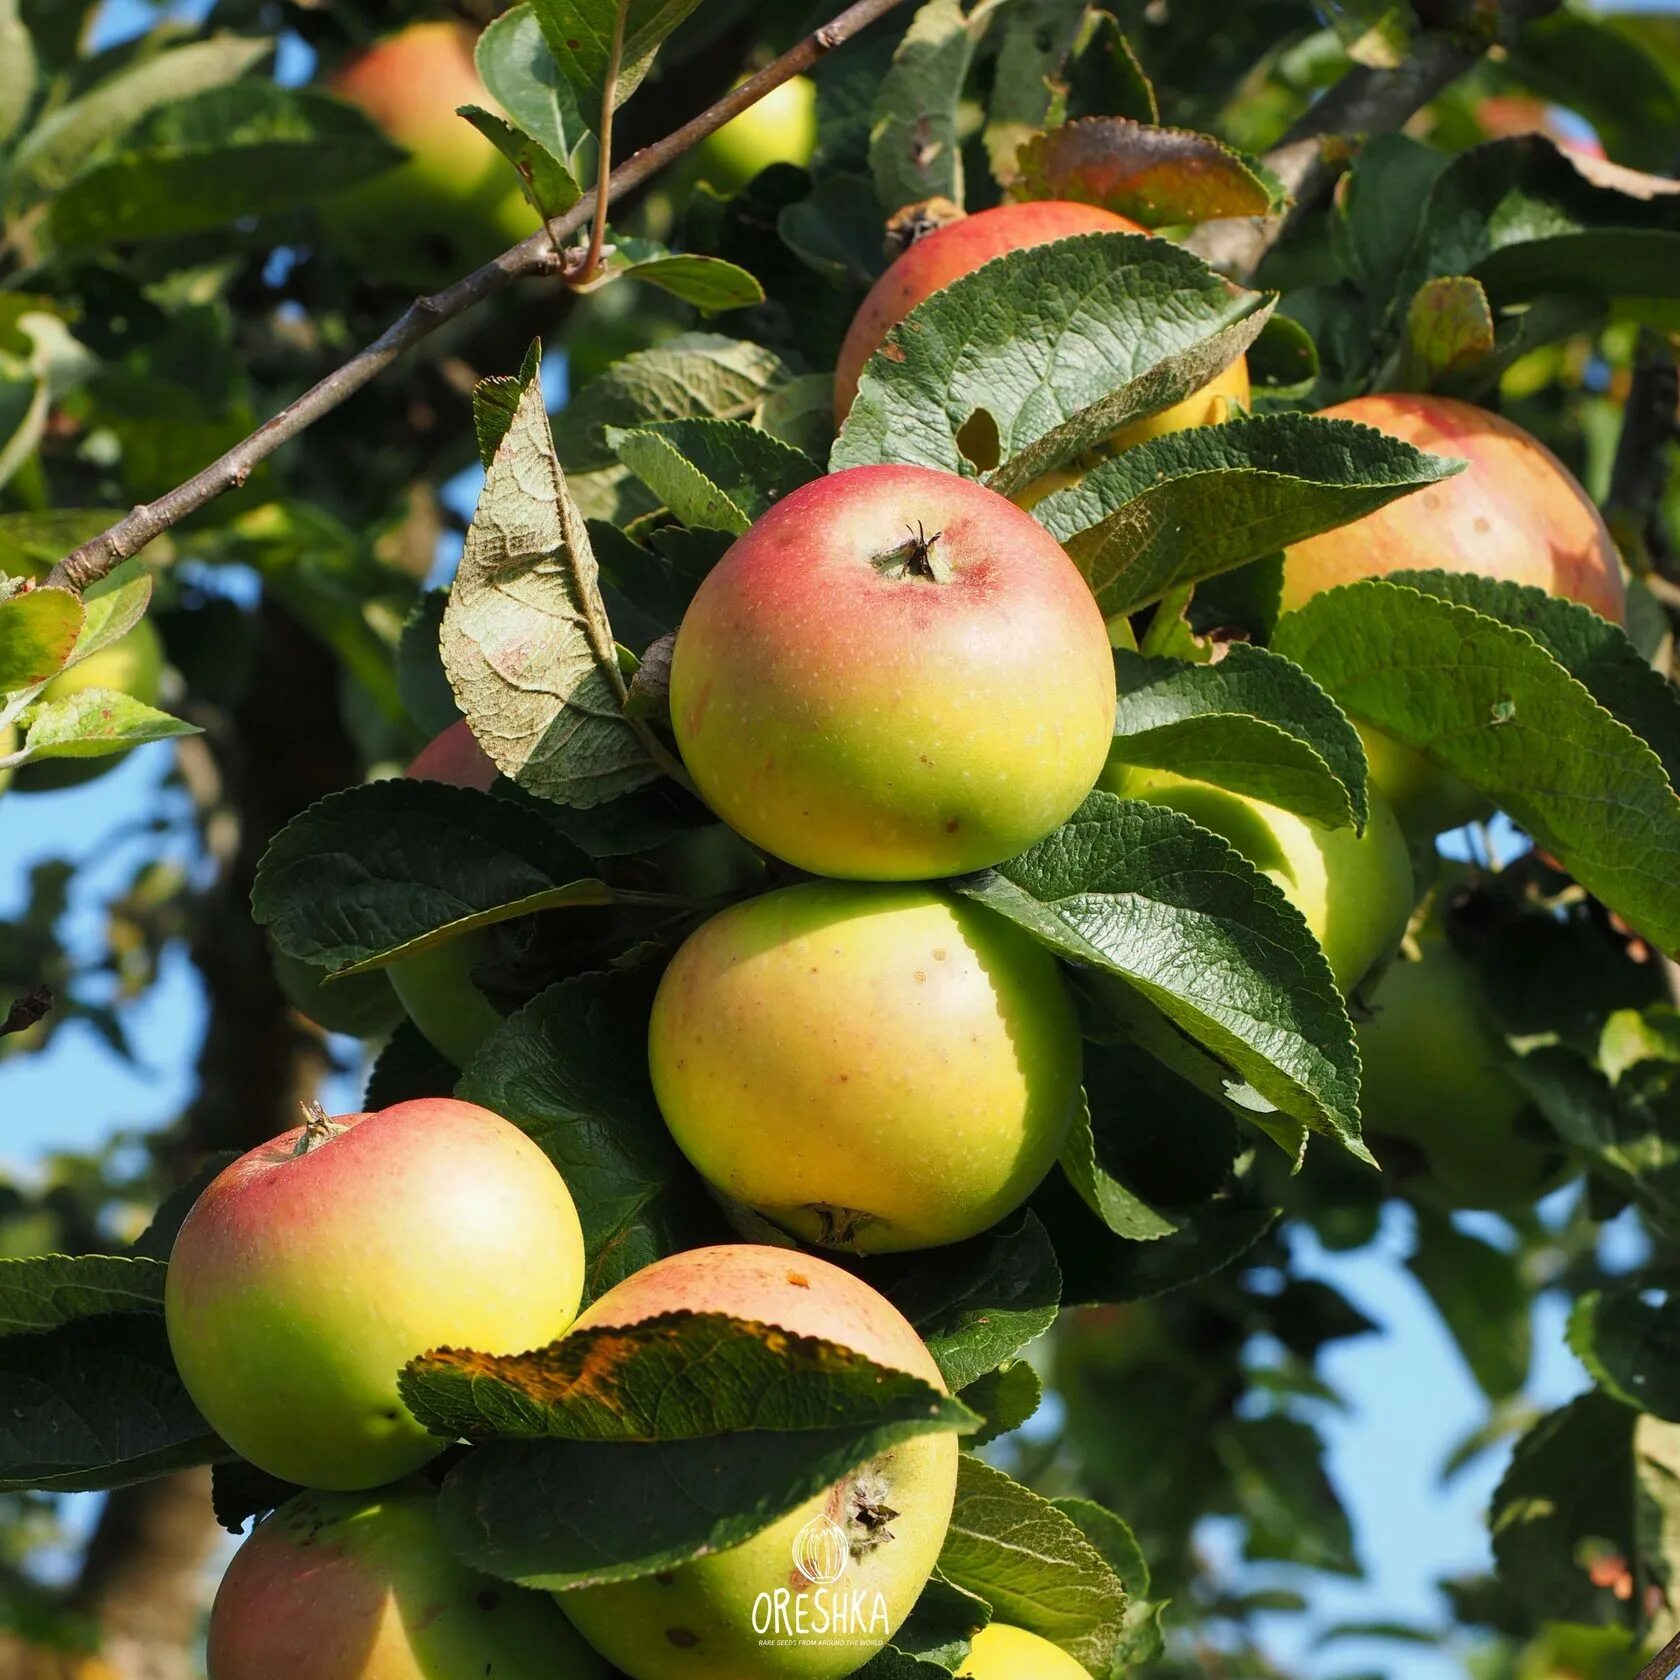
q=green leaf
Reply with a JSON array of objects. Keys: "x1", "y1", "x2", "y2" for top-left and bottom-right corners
[
  {"x1": 251, "y1": 780, "x2": 615, "y2": 974},
  {"x1": 1109, "y1": 644, "x2": 1368, "y2": 830},
  {"x1": 48, "y1": 84, "x2": 403, "y2": 248},
  {"x1": 954, "y1": 793, "x2": 1365, "y2": 1156},
  {"x1": 529, "y1": 0, "x2": 702, "y2": 125},
  {"x1": 1398, "y1": 276, "x2": 1496, "y2": 391},
  {"x1": 442, "y1": 346, "x2": 657, "y2": 807},
  {"x1": 873, "y1": 1211, "x2": 1062, "y2": 1392},
  {"x1": 363, "y1": 1020, "x2": 458, "y2": 1112},
  {"x1": 10, "y1": 689, "x2": 196, "y2": 764},
  {"x1": 396, "y1": 589, "x2": 459, "y2": 738},
  {"x1": 0, "y1": 583, "x2": 81, "y2": 694},
  {"x1": 833, "y1": 231, "x2": 1270, "y2": 492},
  {"x1": 459, "y1": 104, "x2": 583, "y2": 223},
  {"x1": 1032, "y1": 413, "x2": 1463, "y2": 618},
  {"x1": 0, "y1": 1254, "x2": 167, "y2": 1334},
  {"x1": 403, "y1": 1312, "x2": 975, "y2": 1444},
  {"x1": 779, "y1": 174, "x2": 892, "y2": 289},
  {"x1": 211, "y1": 1460, "x2": 299, "y2": 1535},
  {"x1": 870, "y1": 0, "x2": 994, "y2": 214},
  {"x1": 1330, "y1": 133, "x2": 1450, "y2": 299},
  {"x1": 0, "y1": 510, "x2": 126, "y2": 579},
  {"x1": 1061, "y1": 1089, "x2": 1179, "y2": 1242},
  {"x1": 457, "y1": 970, "x2": 714, "y2": 1302},
  {"x1": 958, "y1": 1359, "x2": 1042, "y2": 1448},
  {"x1": 1568, "y1": 1286, "x2": 1680, "y2": 1423},
  {"x1": 553, "y1": 333, "x2": 792, "y2": 475},
  {"x1": 889, "y1": 1573, "x2": 990, "y2": 1665},
  {"x1": 476, "y1": 3, "x2": 598, "y2": 182},
  {"x1": 5, "y1": 33, "x2": 271, "y2": 210},
  {"x1": 0, "y1": 0, "x2": 35, "y2": 147},
  {"x1": 938, "y1": 1456, "x2": 1128, "y2": 1670},
  {"x1": 606, "y1": 418, "x2": 817, "y2": 534},
  {"x1": 614, "y1": 252, "x2": 765, "y2": 314},
  {"x1": 0, "y1": 1316, "x2": 218, "y2": 1493},
  {"x1": 1220, "y1": 1414, "x2": 1358, "y2": 1575},
  {"x1": 982, "y1": 0, "x2": 1088, "y2": 182},
  {"x1": 474, "y1": 341, "x2": 543, "y2": 471},
  {"x1": 62, "y1": 573, "x2": 152, "y2": 674},
  {"x1": 1387, "y1": 568, "x2": 1680, "y2": 794},
  {"x1": 1014, "y1": 117, "x2": 1285, "y2": 226},
  {"x1": 1272, "y1": 580, "x2": 1680, "y2": 956},
  {"x1": 1407, "y1": 1210, "x2": 1531, "y2": 1403}
]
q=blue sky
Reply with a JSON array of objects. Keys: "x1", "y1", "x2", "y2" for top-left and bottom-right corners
[{"x1": 3, "y1": 0, "x2": 1677, "y2": 1674}]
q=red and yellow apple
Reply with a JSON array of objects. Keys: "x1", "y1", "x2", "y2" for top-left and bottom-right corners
[
  {"x1": 556, "y1": 1245, "x2": 959, "y2": 1679},
  {"x1": 208, "y1": 1485, "x2": 606, "y2": 1680},
  {"x1": 1281, "y1": 394, "x2": 1626, "y2": 835},
  {"x1": 695, "y1": 75, "x2": 817, "y2": 195},
  {"x1": 1359, "y1": 927, "x2": 1560, "y2": 1210},
  {"x1": 648, "y1": 881, "x2": 1081, "y2": 1252},
  {"x1": 958, "y1": 1623, "x2": 1088, "y2": 1678},
  {"x1": 390, "y1": 719, "x2": 505, "y2": 1067},
  {"x1": 322, "y1": 21, "x2": 541, "y2": 289},
  {"x1": 833, "y1": 200, "x2": 1251, "y2": 449},
  {"x1": 1103, "y1": 765, "x2": 1413, "y2": 994},
  {"x1": 165, "y1": 1097, "x2": 586, "y2": 1489},
  {"x1": 669, "y1": 464, "x2": 1116, "y2": 880}
]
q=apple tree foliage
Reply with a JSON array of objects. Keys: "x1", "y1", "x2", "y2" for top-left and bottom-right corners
[{"x1": 3, "y1": 1, "x2": 1680, "y2": 1677}]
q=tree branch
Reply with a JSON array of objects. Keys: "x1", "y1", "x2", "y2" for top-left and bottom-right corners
[
  {"x1": 45, "y1": 0, "x2": 908, "y2": 594},
  {"x1": 1186, "y1": 0, "x2": 1564, "y2": 280}
]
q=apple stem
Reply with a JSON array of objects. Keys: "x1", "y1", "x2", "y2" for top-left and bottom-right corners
[
  {"x1": 292, "y1": 1100, "x2": 341, "y2": 1157},
  {"x1": 874, "y1": 524, "x2": 948, "y2": 584}
]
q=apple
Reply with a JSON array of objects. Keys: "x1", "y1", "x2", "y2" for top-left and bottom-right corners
[
  {"x1": 1280, "y1": 394, "x2": 1626, "y2": 836},
  {"x1": 696, "y1": 75, "x2": 817, "y2": 195},
  {"x1": 270, "y1": 938, "x2": 403, "y2": 1040},
  {"x1": 1358, "y1": 928, "x2": 1561, "y2": 1210},
  {"x1": 14, "y1": 617, "x2": 166, "y2": 793},
  {"x1": 957, "y1": 1623, "x2": 1088, "y2": 1678},
  {"x1": 165, "y1": 1096, "x2": 586, "y2": 1489},
  {"x1": 669, "y1": 464, "x2": 1116, "y2": 880},
  {"x1": 208, "y1": 1484, "x2": 606, "y2": 1680},
  {"x1": 555, "y1": 1245, "x2": 959, "y2": 1679},
  {"x1": 1102, "y1": 765, "x2": 1413, "y2": 994},
  {"x1": 321, "y1": 21, "x2": 541, "y2": 289},
  {"x1": 390, "y1": 719, "x2": 505, "y2": 1067},
  {"x1": 0, "y1": 722, "x2": 14, "y2": 795},
  {"x1": 832, "y1": 201, "x2": 1251, "y2": 452},
  {"x1": 648, "y1": 881, "x2": 1081, "y2": 1252}
]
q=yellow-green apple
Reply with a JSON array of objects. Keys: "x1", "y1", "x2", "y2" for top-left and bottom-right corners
[
  {"x1": 669, "y1": 464, "x2": 1116, "y2": 880},
  {"x1": 322, "y1": 21, "x2": 541, "y2": 289},
  {"x1": 696, "y1": 75, "x2": 817, "y2": 194},
  {"x1": 832, "y1": 201, "x2": 1250, "y2": 447},
  {"x1": 648, "y1": 881, "x2": 1081, "y2": 1252},
  {"x1": 0, "y1": 722, "x2": 14, "y2": 794},
  {"x1": 15, "y1": 617, "x2": 166, "y2": 793},
  {"x1": 208, "y1": 1485, "x2": 606, "y2": 1680},
  {"x1": 391, "y1": 718, "x2": 504, "y2": 1067},
  {"x1": 1359, "y1": 928, "x2": 1561, "y2": 1210},
  {"x1": 1102, "y1": 765, "x2": 1413, "y2": 994},
  {"x1": 1281, "y1": 394, "x2": 1626, "y2": 835},
  {"x1": 165, "y1": 1097, "x2": 585, "y2": 1489},
  {"x1": 556, "y1": 1245, "x2": 959, "y2": 1679},
  {"x1": 957, "y1": 1623, "x2": 1088, "y2": 1678}
]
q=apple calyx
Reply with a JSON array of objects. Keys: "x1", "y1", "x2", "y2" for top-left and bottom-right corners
[
  {"x1": 291, "y1": 1100, "x2": 346, "y2": 1157},
  {"x1": 847, "y1": 1474, "x2": 901, "y2": 1557},
  {"x1": 872, "y1": 524, "x2": 950, "y2": 585},
  {"x1": 806, "y1": 1202, "x2": 878, "y2": 1250}
]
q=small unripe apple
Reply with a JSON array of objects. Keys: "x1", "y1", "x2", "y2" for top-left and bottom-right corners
[
  {"x1": 833, "y1": 201, "x2": 1250, "y2": 454},
  {"x1": 556, "y1": 1245, "x2": 959, "y2": 1679},
  {"x1": 165, "y1": 1097, "x2": 586, "y2": 1489},
  {"x1": 0, "y1": 722, "x2": 14, "y2": 795},
  {"x1": 958, "y1": 1623, "x2": 1088, "y2": 1678},
  {"x1": 391, "y1": 719, "x2": 504, "y2": 1066},
  {"x1": 696, "y1": 75, "x2": 817, "y2": 194},
  {"x1": 1281, "y1": 394, "x2": 1625, "y2": 836},
  {"x1": 1103, "y1": 765, "x2": 1413, "y2": 994},
  {"x1": 669, "y1": 464, "x2": 1116, "y2": 880},
  {"x1": 15, "y1": 617, "x2": 166, "y2": 793},
  {"x1": 322, "y1": 21, "x2": 541, "y2": 289},
  {"x1": 649, "y1": 881, "x2": 1082, "y2": 1252},
  {"x1": 208, "y1": 1485, "x2": 606, "y2": 1680},
  {"x1": 1359, "y1": 929, "x2": 1561, "y2": 1210}
]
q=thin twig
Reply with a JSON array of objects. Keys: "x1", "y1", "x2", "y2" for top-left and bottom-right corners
[
  {"x1": 568, "y1": 0, "x2": 629, "y2": 287},
  {"x1": 45, "y1": 0, "x2": 908, "y2": 594},
  {"x1": 1635, "y1": 1627, "x2": 1680, "y2": 1680}
]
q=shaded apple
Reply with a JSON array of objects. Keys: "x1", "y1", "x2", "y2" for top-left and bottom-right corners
[
  {"x1": 669, "y1": 464, "x2": 1116, "y2": 880},
  {"x1": 695, "y1": 75, "x2": 817, "y2": 194},
  {"x1": 556, "y1": 1245, "x2": 959, "y2": 1679},
  {"x1": 649, "y1": 881, "x2": 1082, "y2": 1252},
  {"x1": 1103, "y1": 765, "x2": 1413, "y2": 994},
  {"x1": 208, "y1": 1484, "x2": 606, "y2": 1679},
  {"x1": 165, "y1": 1097, "x2": 586, "y2": 1489}
]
